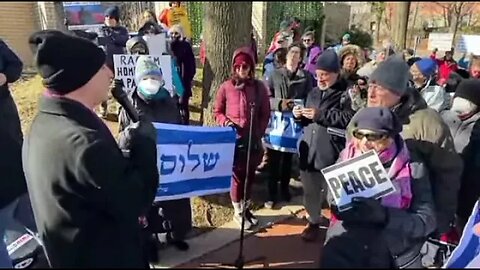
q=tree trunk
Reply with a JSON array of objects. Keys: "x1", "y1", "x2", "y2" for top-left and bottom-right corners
[
  {"x1": 396, "y1": 2, "x2": 411, "y2": 50},
  {"x1": 409, "y1": 2, "x2": 419, "y2": 48},
  {"x1": 54, "y1": 2, "x2": 68, "y2": 31},
  {"x1": 201, "y1": 2, "x2": 253, "y2": 126}
]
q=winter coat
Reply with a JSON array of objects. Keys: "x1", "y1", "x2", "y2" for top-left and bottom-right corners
[
  {"x1": 170, "y1": 39, "x2": 196, "y2": 98},
  {"x1": 0, "y1": 39, "x2": 25, "y2": 209},
  {"x1": 303, "y1": 45, "x2": 323, "y2": 77},
  {"x1": 118, "y1": 90, "x2": 192, "y2": 240},
  {"x1": 323, "y1": 158, "x2": 436, "y2": 268},
  {"x1": 295, "y1": 78, "x2": 355, "y2": 171},
  {"x1": 22, "y1": 94, "x2": 158, "y2": 267},
  {"x1": 339, "y1": 45, "x2": 366, "y2": 87},
  {"x1": 97, "y1": 25, "x2": 129, "y2": 70},
  {"x1": 268, "y1": 67, "x2": 313, "y2": 111},
  {"x1": 430, "y1": 53, "x2": 458, "y2": 86},
  {"x1": 348, "y1": 88, "x2": 463, "y2": 233},
  {"x1": 414, "y1": 78, "x2": 450, "y2": 112},
  {"x1": 213, "y1": 48, "x2": 271, "y2": 142},
  {"x1": 441, "y1": 110, "x2": 480, "y2": 154}
]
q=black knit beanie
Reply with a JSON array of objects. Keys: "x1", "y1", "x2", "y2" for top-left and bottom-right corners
[
  {"x1": 454, "y1": 79, "x2": 480, "y2": 107},
  {"x1": 29, "y1": 30, "x2": 106, "y2": 94}
]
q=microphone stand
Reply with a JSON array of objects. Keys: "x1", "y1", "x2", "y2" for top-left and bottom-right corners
[{"x1": 218, "y1": 102, "x2": 267, "y2": 269}]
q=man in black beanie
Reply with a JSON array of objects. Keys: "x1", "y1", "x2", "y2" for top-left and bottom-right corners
[
  {"x1": 23, "y1": 30, "x2": 158, "y2": 268},
  {"x1": 292, "y1": 49, "x2": 355, "y2": 242},
  {"x1": 97, "y1": 5, "x2": 129, "y2": 118}
]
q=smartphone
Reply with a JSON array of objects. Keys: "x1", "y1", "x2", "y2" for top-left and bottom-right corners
[{"x1": 293, "y1": 99, "x2": 304, "y2": 110}]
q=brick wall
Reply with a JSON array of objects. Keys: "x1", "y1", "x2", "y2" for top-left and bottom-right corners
[{"x1": 0, "y1": 2, "x2": 39, "y2": 67}]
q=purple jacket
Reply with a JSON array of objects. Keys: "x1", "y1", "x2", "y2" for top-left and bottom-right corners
[{"x1": 304, "y1": 45, "x2": 323, "y2": 77}]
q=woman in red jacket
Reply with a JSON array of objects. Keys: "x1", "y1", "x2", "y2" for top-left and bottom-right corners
[
  {"x1": 430, "y1": 48, "x2": 458, "y2": 86},
  {"x1": 213, "y1": 47, "x2": 271, "y2": 229}
]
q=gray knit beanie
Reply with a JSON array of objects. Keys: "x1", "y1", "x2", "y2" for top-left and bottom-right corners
[{"x1": 369, "y1": 53, "x2": 410, "y2": 96}]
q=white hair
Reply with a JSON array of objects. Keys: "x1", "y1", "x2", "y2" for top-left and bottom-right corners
[{"x1": 168, "y1": 24, "x2": 185, "y2": 39}]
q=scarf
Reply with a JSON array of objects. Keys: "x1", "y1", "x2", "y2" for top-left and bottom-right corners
[{"x1": 339, "y1": 135, "x2": 413, "y2": 209}]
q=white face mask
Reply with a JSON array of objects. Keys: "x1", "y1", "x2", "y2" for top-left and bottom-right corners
[
  {"x1": 451, "y1": 97, "x2": 478, "y2": 115},
  {"x1": 138, "y1": 79, "x2": 161, "y2": 95}
]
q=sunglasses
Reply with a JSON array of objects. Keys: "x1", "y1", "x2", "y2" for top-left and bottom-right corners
[
  {"x1": 352, "y1": 130, "x2": 388, "y2": 141},
  {"x1": 303, "y1": 38, "x2": 312, "y2": 42},
  {"x1": 234, "y1": 64, "x2": 250, "y2": 70},
  {"x1": 171, "y1": 32, "x2": 180, "y2": 36}
]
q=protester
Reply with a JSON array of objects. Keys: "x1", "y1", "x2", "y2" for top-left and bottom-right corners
[
  {"x1": 169, "y1": 24, "x2": 196, "y2": 124},
  {"x1": 158, "y1": 1, "x2": 181, "y2": 30},
  {"x1": 338, "y1": 44, "x2": 365, "y2": 86},
  {"x1": 357, "y1": 45, "x2": 395, "y2": 79},
  {"x1": 409, "y1": 58, "x2": 450, "y2": 112},
  {"x1": 322, "y1": 107, "x2": 436, "y2": 268},
  {"x1": 290, "y1": 17, "x2": 302, "y2": 43},
  {"x1": 301, "y1": 31, "x2": 323, "y2": 78},
  {"x1": 469, "y1": 55, "x2": 480, "y2": 79},
  {"x1": 266, "y1": 43, "x2": 313, "y2": 209},
  {"x1": 292, "y1": 49, "x2": 355, "y2": 242},
  {"x1": 441, "y1": 79, "x2": 480, "y2": 231},
  {"x1": 267, "y1": 20, "x2": 294, "y2": 55},
  {"x1": 126, "y1": 36, "x2": 149, "y2": 56},
  {"x1": 159, "y1": 2, "x2": 192, "y2": 41},
  {"x1": 430, "y1": 48, "x2": 458, "y2": 86},
  {"x1": 262, "y1": 47, "x2": 287, "y2": 83},
  {"x1": 97, "y1": 5, "x2": 129, "y2": 118},
  {"x1": 0, "y1": 38, "x2": 26, "y2": 268},
  {"x1": 332, "y1": 33, "x2": 351, "y2": 54},
  {"x1": 351, "y1": 54, "x2": 463, "y2": 236},
  {"x1": 23, "y1": 30, "x2": 159, "y2": 267},
  {"x1": 138, "y1": 10, "x2": 165, "y2": 36},
  {"x1": 118, "y1": 56, "x2": 191, "y2": 251},
  {"x1": 213, "y1": 47, "x2": 270, "y2": 229}
]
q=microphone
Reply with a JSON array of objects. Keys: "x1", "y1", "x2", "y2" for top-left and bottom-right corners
[{"x1": 111, "y1": 79, "x2": 139, "y2": 123}]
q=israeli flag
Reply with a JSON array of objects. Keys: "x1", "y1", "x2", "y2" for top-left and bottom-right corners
[
  {"x1": 444, "y1": 200, "x2": 480, "y2": 268},
  {"x1": 263, "y1": 111, "x2": 303, "y2": 153},
  {"x1": 153, "y1": 123, "x2": 236, "y2": 201}
]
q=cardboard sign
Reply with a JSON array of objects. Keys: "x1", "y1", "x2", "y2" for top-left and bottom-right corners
[
  {"x1": 456, "y1": 35, "x2": 480, "y2": 55},
  {"x1": 428, "y1": 33, "x2": 454, "y2": 51},
  {"x1": 321, "y1": 150, "x2": 396, "y2": 211},
  {"x1": 113, "y1": 54, "x2": 173, "y2": 93}
]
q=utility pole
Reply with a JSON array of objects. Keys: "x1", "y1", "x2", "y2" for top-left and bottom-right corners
[{"x1": 396, "y1": 2, "x2": 411, "y2": 50}]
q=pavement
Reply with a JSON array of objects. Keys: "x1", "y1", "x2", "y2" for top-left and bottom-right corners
[{"x1": 151, "y1": 194, "x2": 326, "y2": 269}]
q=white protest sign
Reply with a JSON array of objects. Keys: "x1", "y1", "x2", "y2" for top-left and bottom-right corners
[
  {"x1": 321, "y1": 150, "x2": 396, "y2": 212},
  {"x1": 143, "y1": 33, "x2": 167, "y2": 55},
  {"x1": 456, "y1": 35, "x2": 480, "y2": 55},
  {"x1": 428, "y1": 33, "x2": 454, "y2": 51},
  {"x1": 113, "y1": 54, "x2": 173, "y2": 93}
]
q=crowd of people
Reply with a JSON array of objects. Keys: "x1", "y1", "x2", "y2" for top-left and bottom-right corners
[{"x1": 2, "y1": 2, "x2": 480, "y2": 268}]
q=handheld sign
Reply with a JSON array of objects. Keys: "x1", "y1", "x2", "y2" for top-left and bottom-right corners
[
  {"x1": 143, "y1": 33, "x2": 167, "y2": 55},
  {"x1": 263, "y1": 109, "x2": 303, "y2": 154},
  {"x1": 456, "y1": 35, "x2": 480, "y2": 55},
  {"x1": 321, "y1": 150, "x2": 396, "y2": 211},
  {"x1": 113, "y1": 54, "x2": 173, "y2": 93},
  {"x1": 428, "y1": 33, "x2": 454, "y2": 51}
]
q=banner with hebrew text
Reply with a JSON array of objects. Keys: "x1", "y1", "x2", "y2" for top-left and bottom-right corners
[
  {"x1": 154, "y1": 123, "x2": 236, "y2": 201},
  {"x1": 263, "y1": 111, "x2": 303, "y2": 153}
]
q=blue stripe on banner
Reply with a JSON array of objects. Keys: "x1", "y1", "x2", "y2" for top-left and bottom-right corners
[
  {"x1": 155, "y1": 128, "x2": 236, "y2": 145},
  {"x1": 157, "y1": 176, "x2": 231, "y2": 197},
  {"x1": 266, "y1": 134, "x2": 299, "y2": 150},
  {"x1": 450, "y1": 209, "x2": 480, "y2": 268}
]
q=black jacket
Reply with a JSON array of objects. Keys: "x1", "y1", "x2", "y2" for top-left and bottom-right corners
[
  {"x1": 295, "y1": 78, "x2": 355, "y2": 171},
  {"x1": 0, "y1": 38, "x2": 25, "y2": 209},
  {"x1": 97, "y1": 25, "x2": 129, "y2": 70},
  {"x1": 22, "y1": 95, "x2": 158, "y2": 268},
  {"x1": 118, "y1": 90, "x2": 192, "y2": 240},
  {"x1": 268, "y1": 67, "x2": 313, "y2": 111}
]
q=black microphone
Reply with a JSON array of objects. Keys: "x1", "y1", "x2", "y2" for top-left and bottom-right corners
[{"x1": 111, "y1": 79, "x2": 140, "y2": 122}]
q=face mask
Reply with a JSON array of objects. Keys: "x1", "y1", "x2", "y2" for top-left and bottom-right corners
[
  {"x1": 451, "y1": 97, "x2": 477, "y2": 115},
  {"x1": 138, "y1": 79, "x2": 162, "y2": 95}
]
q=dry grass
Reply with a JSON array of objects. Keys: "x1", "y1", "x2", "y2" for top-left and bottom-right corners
[{"x1": 10, "y1": 69, "x2": 234, "y2": 232}]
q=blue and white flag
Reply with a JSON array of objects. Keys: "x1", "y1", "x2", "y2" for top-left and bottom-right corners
[
  {"x1": 444, "y1": 200, "x2": 480, "y2": 268},
  {"x1": 263, "y1": 111, "x2": 303, "y2": 153},
  {"x1": 153, "y1": 123, "x2": 236, "y2": 201}
]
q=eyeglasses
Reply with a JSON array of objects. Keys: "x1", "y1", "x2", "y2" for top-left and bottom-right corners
[{"x1": 352, "y1": 130, "x2": 388, "y2": 141}]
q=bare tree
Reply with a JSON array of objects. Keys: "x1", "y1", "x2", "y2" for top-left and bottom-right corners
[
  {"x1": 393, "y1": 2, "x2": 411, "y2": 50},
  {"x1": 435, "y1": 2, "x2": 478, "y2": 40},
  {"x1": 54, "y1": 2, "x2": 68, "y2": 31},
  {"x1": 201, "y1": 2, "x2": 253, "y2": 126},
  {"x1": 371, "y1": 2, "x2": 385, "y2": 45}
]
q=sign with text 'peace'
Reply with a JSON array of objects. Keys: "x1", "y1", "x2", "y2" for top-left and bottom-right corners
[
  {"x1": 263, "y1": 111, "x2": 303, "y2": 153},
  {"x1": 321, "y1": 150, "x2": 396, "y2": 212},
  {"x1": 154, "y1": 123, "x2": 236, "y2": 201}
]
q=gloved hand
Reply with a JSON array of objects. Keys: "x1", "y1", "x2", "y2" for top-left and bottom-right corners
[
  {"x1": 280, "y1": 99, "x2": 295, "y2": 111},
  {"x1": 118, "y1": 120, "x2": 157, "y2": 168},
  {"x1": 113, "y1": 78, "x2": 124, "y2": 91},
  {"x1": 335, "y1": 197, "x2": 387, "y2": 226}
]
